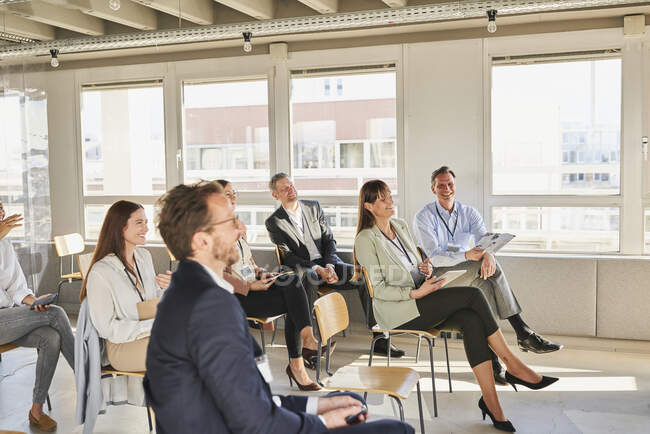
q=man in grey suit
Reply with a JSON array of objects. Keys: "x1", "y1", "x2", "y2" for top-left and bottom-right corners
[{"x1": 265, "y1": 173, "x2": 404, "y2": 358}]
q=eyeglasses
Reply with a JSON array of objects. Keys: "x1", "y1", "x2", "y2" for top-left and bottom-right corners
[{"x1": 204, "y1": 214, "x2": 241, "y2": 231}]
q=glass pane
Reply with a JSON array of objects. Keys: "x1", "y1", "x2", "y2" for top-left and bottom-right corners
[
  {"x1": 492, "y1": 58, "x2": 621, "y2": 195},
  {"x1": 235, "y1": 205, "x2": 276, "y2": 244},
  {"x1": 291, "y1": 71, "x2": 397, "y2": 196},
  {"x1": 321, "y1": 206, "x2": 361, "y2": 247},
  {"x1": 183, "y1": 80, "x2": 269, "y2": 191},
  {"x1": 85, "y1": 204, "x2": 161, "y2": 241},
  {"x1": 492, "y1": 207, "x2": 619, "y2": 252},
  {"x1": 81, "y1": 85, "x2": 166, "y2": 196}
]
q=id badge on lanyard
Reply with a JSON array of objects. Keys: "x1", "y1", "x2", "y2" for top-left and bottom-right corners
[
  {"x1": 256, "y1": 354, "x2": 274, "y2": 383},
  {"x1": 240, "y1": 264, "x2": 256, "y2": 282}
]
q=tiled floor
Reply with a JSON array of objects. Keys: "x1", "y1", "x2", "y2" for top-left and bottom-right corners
[{"x1": 1, "y1": 328, "x2": 649, "y2": 433}]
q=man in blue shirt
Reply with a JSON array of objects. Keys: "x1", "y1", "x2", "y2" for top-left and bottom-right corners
[{"x1": 413, "y1": 166, "x2": 562, "y2": 384}]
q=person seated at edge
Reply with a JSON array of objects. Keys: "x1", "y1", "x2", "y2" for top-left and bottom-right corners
[
  {"x1": 145, "y1": 180, "x2": 414, "y2": 434},
  {"x1": 412, "y1": 166, "x2": 562, "y2": 384},
  {"x1": 0, "y1": 201, "x2": 74, "y2": 432},
  {"x1": 216, "y1": 179, "x2": 322, "y2": 391},
  {"x1": 265, "y1": 172, "x2": 404, "y2": 358},
  {"x1": 80, "y1": 200, "x2": 171, "y2": 372},
  {"x1": 353, "y1": 180, "x2": 559, "y2": 432}
]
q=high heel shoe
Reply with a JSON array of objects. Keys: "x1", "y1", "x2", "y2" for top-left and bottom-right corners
[
  {"x1": 286, "y1": 365, "x2": 321, "y2": 391},
  {"x1": 504, "y1": 371, "x2": 558, "y2": 391},
  {"x1": 301, "y1": 341, "x2": 337, "y2": 369},
  {"x1": 478, "y1": 397, "x2": 516, "y2": 432}
]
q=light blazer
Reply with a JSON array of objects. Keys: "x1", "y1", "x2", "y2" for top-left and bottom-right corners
[
  {"x1": 265, "y1": 200, "x2": 340, "y2": 269},
  {"x1": 144, "y1": 260, "x2": 326, "y2": 434},
  {"x1": 354, "y1": 218, "x2": 422, "y2": 330}
]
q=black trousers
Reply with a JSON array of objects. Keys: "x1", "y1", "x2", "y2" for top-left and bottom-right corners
[
  {"x1": 299, "y1": 260, "x2": 376, "y2": 328},
  {"x1": 236, "y1": 274, "x2": 311, "y2": 359},
  {"x1": 396, "y1": 286, "x2": 499, "y2": 368}
]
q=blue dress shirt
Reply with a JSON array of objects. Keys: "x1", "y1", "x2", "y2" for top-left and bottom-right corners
[{"x1": 412, "y1": 200, "x2": 487, "y2": 267}]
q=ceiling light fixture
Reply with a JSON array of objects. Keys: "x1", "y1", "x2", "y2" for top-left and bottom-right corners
[
  {"x1": 487, "y1": 9, "x2": 498, "y2": 33},
  {"x1": 49, "y1": 49, "x2": 59, "y2": 67},
  {"x1": 242, "y1": 32, "x2": 252, "y2": 53}
]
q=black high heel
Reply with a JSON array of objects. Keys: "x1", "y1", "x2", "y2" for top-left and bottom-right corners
[
  {"x1": 504, "y1": 371, "x2": 558, "y2": 391},
  {"x1": 478, "y1": 397, "x2": 516, "y2": 432},
  {"x1": 286, "y1": 365, "x2": 321, "y2": 391}
]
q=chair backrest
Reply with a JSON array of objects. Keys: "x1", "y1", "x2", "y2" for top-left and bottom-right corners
[
  {"x1": 274, "y1": 245, "x2": 282, "y2": 267},
  {"x1": 313, "y1": 292, "x2": 349, "y2": 343},
  {"x1": 416, "y1": 246, "x2": 426, "y2": 262},
  {"x1": 166, "y1": 248, "x2": 176, "y2": 262},
  {"x1": 77, "y1": 253, "x2": 94, "y2": 279},
  {"x1": 54, "y1": 233, "x2": 84, "y2": 257},
  {"x1": 362, "y1": 266, "x2": 374, "y2": 299}
]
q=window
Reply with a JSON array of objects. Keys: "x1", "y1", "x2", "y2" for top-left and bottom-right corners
[
  {"x1": 490, "y1": 55, "x2": 622, "y2": 253},
  {"x1": 492, "y1": 57, "x2": 621, "y2": 195},
  {"x1": 645, "y1": 209, "x2": 650, "y2": 253},
  {"x1": 290, "y1": 69, "x2": 397, "y2": 196},
  {"x1": 80, "y1": 81, "x2": 166, "y2": 240},
  {"x1": 182, "y1": 79, "x2": 270, "y2": 191},
  {"x1": 492, "y1": 207, "x2": 619, "y2": 252}
]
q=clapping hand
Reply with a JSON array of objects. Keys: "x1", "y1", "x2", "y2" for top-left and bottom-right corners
[
  {"x1": 155, "y1": 270, "x2": 172, "y2": 289},
  {"x1": 418, "y1": 257, "x2": 433, "y2": 278}
]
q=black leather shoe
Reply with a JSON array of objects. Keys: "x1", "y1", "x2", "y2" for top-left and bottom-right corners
[
  {"x1": 518, "y1": 333, "x2": 563, "y2": 354},
  {"x1": 492, "y1": 358, "x2": 507, "y2": 385},
  {"x1": 373, "y1": 338, "x2": 405, "y2": 358}
]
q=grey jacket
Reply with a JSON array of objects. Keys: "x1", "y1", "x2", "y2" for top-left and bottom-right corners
[{"x1": 354, "y1": 218, "x2": 423, "y2": 330}]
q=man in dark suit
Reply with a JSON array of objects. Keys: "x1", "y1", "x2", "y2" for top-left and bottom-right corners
[
  {"x1": 145, "y1": 181, "x2": 414, "y2": 434},
  {"x1": 265, "y1": 173, "x2": 404, "y2": 358}
]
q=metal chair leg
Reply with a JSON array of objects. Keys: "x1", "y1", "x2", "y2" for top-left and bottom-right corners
[
  {"x1": 270, "y1": 318, "x2": 278, "y2": 346},
  {"x1": 325, "y1": 337, "x2": 333, "y2": 376},
  {"x1": 387, "y1": 333, "x2": 392, "y2": 367},
  {"x1": 425, "y1": 337, "x2": 438, "y2": 417},
  {"x1": 259, "y1": 326, "x2": 266, "y2": 354},
  {"x1": 46, "y1": 395, "x2": 52, "y2": 411},
  {"x1": 146, "y1": 405, "x2": 153, "y2": 432},
  {"x1": 417, "y1": 381, "x2": 425, "y2": 434},
  {"x1": 443, "y1": 334, "x2": 452, "y2": 393},
  {"x1": 415, "y1": 335, "x2": 422, "y2": 363},
  {"x1": 390, "y1": 395, "x2": 405, "y2": 422}
]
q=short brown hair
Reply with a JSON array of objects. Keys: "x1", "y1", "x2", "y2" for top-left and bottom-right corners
[
  {"x1": 269, "y1": 172, "x2": 289, "y2": 192},
  {"x1": 431, "y1": 166, "x2": 456, "y2": 186},
  {"x1": 156, "y1": 181, "x2": 223, "y2": 261}
]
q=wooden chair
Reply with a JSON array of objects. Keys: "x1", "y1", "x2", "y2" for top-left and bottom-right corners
[
  {"x1": 0, "y1": 344, "x2": 52, "y2": 411},
  {"x1": 100, "y1": 367, "x2": 154, "y2": 432},
  {"x1": 166, "y1": 248, "x2": 176, "y2": 272},
  {"x1": 362, "y1": 265, "x2": 452, "y2": 418},
  {"x1": 53, "y1": 233, "x2": 85, "y2": 298},
  {"x1": 313, "y1": 293, "x2": 426, "y2": 433}
]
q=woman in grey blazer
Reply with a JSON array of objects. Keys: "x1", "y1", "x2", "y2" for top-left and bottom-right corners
[{"x1": 353, "y1": 180, "x2": 558, "y2": 432}]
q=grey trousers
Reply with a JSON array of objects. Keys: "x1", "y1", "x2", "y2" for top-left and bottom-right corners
[
  {"x1": 433, "y1": 257, "x2": 522, "y2": 320},
  {"x1": 0, "y1": 305, "x2": 75, "y2": 404}
]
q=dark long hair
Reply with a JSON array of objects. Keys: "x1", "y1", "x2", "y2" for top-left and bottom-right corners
[
  {"x1": 80, "y1": 200, "x2": 144, "y2": 301},
  {"x1": 215, "y1": 179, "x2": 229, "y2": 188},
  {"x1": 352, "y1": 180, "x2": 390, "y2": 280}
]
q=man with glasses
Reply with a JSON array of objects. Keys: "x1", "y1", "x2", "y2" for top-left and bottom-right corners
[
  {"x1": 265, "y1": 173, "x2": 404, "y2": 358},
  {"x1": 145, "y1": 181, "x2": 413, "y2": 433}
]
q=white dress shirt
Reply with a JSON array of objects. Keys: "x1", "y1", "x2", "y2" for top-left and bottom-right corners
[
  {"x1": 0, "y1": 239, "x2": 33, "y2": 308},
  {"x1": 284, "y1": 203, "x2": 305, "y2": 236}
]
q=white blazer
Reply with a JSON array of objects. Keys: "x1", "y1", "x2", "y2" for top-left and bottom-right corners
[{"x1": 86, "y1": 247, "x2": 162, "y2": 344}]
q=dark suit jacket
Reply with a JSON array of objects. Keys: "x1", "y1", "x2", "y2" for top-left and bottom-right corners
[
  {"x1": 144, "y1": 259, "x2": 327, "y2": 434},
  {"x1": 265, "y1": 200, "x2": 341, "y2": 269}
]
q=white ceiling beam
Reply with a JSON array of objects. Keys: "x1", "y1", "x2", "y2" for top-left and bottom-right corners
[
  {"x1": 297, "y1": 0, "x2": 337, "y2": 14},
  {"x1": 7, "y1": 0, "x2": 104, "y2": 35},
  {"x1": 132, "y1": 0, "x2": 213, "y2": 25},
  {"x1": 65, "y1": 0, "x2": 157, "y2": 30},
  {"x1": 214, "y1": 0, "x2": 274, "y2": 20},
  {"x1": 382, "y1": 0, "x2": 407, "y2": 8},
  {"x1": 0, "y1": 13, "x2": 55, "y2": 40}
]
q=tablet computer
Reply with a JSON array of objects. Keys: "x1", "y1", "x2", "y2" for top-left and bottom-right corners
[{"x1": 432, "y1": 270, "x2": 466, "y2": 287}]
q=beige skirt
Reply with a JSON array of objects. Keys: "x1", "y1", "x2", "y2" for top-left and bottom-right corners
[{"x1": 105, "y1": 337, "x2": 150, "y2": 372}]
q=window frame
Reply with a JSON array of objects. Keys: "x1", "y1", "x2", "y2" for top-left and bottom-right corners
[{"x1": 483, "y1": 37, "x2": 640, "y2": 254}]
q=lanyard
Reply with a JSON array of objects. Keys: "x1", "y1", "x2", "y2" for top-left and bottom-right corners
[
  {"x1": 436, "y1": 205, "x2": 458, "y2": 238},
  {"x1": 381, "y1": 228, "x2": 413, "y2": 265},
  {"x1": 237, "y1": 239, "x2": 245, "y2": 264},
  {"x1": 124, "y1": 258, "x2": 145, "y2": 302}
]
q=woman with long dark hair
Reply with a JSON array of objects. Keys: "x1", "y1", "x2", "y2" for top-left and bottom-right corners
[
  {"x1": 216, "y1": 180, "x2": 322, "y2": 391},
  {"x1": 353, "y1": 180, "x2": 558, "y2": 432},
  {"x1": 80, "y1": 200, "x2": 170, "y2": 372}
]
